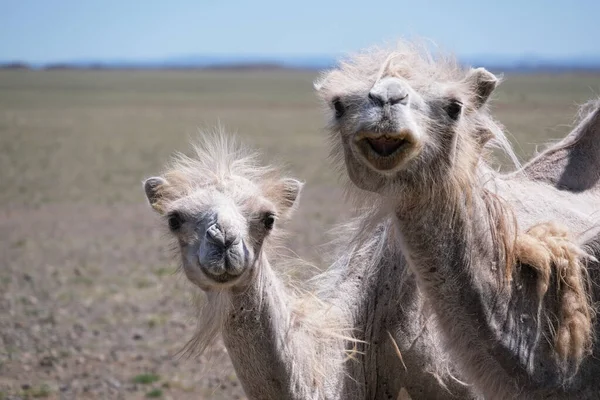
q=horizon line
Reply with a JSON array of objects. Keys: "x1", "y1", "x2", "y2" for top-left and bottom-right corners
[{"x1": 3, "y1": 51, "x2": 600, "y2": 66}]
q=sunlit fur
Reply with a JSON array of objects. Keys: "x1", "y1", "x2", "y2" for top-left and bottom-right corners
[{"x1": 317, "y1": 40, "x2": 600, "y2": 399}]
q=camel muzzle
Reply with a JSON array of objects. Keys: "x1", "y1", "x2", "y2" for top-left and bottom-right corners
[{"x1": 353, "y1": 129, "x2": 420, "y2": 172}]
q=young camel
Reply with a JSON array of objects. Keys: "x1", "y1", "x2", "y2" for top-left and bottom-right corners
[
  {"x1": 143, "y1": 133, "x2": 474, "y2": 399},
  {"x1": 315, "y1": 43, "x2": 600, "y2": 399},
  {"x1": 143, "y1": 134, "x2": 347, "y2": 399}
]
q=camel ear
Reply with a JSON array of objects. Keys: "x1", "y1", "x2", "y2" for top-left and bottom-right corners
[
  {"x1": 143, "y1": 177, "x2": 169, "y2": 214},
  {"x1": 465, "y1": 67, "x2": 499, "y2": 108},
  {"x1": 271, "y1": 178, "x2": 303, "y2": 216}
]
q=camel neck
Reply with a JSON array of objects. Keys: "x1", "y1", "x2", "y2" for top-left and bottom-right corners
[
  {"x1": 393, "y1": 183, "x2": 501, "y2": 282},
  {"x1": 391, "y1": 180, "x2": 531, "y2": 397}
]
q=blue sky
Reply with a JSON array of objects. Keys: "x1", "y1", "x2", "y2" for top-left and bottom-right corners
[{"x1": 1, "y1": 0, "x2": 599, "y2": 62}]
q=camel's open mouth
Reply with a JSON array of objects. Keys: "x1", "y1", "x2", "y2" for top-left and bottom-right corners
[
  {"x1": 365, "y1": 136, "x2": 408, "y2": 157},
  {"x1": 354, "y1": 131, "x2": 418, "y2": 171}
]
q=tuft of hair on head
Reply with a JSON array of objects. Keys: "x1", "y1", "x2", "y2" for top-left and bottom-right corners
[
  {"x1": 141, "y1": 129, "x2": 266, "y2": 212},
  {"x1": 314, "y1": 39, "x2": 464, "y2": 103},
  {"x1": 165, "y1": 130, "x2": 274, "y2": 198},
  {"x1": 141, "y1": 128, "x2": 303, "y2": 221}
]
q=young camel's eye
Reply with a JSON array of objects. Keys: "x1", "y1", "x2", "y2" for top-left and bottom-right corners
[
  {"x1": 167, "y1": 211, "x2": 184, "y2": 231},
  {"x1": 445, "y1": 99, "x2": 463, "y2": 121},
  {"x1": 263, "y1": 212, "x2": 276, "y2": 231},
  {"x1": 332, "y1": 97, "x2": 345, "y2": 118}
]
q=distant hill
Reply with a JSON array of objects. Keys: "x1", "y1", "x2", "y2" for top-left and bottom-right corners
[
  {"x1": 0, "y1": 62, "x2": 30, "y2": 70},
  {"x1": 463, "y1": 54, "x2": 600, "y2": 73},
  {"x1": 2, "y1": 54, "x2": 600, "y2": 73},
  {"x1": 27, "y1": 55, "x2": 337, "y2": 71}
]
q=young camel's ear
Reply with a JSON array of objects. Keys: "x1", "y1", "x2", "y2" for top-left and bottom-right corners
[
  {"x1": 465, "y1": 67, "x2": 499, "y2": 108},
  {"x1": 143, "y1": 176, "x2": 170, "y2": 214},
  {"x1": 269, "y1": 178, "x2": 303, "y2": 217}
]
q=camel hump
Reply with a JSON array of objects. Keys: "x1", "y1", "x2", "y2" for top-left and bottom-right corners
[{"x1": 520, "y1": 98, "x2": 600, "y2": 193}]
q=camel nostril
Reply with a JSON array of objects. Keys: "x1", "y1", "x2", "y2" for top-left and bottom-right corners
[
  {"x1": 206, "y1": 223, "x2": 226, "y2": 247},
  {"x1": 385, "y1": 81, "x2": 408, "y2": 105},
  {"x1": 206, "y1": 223, "x2": 242, "y2": 250},
  {"x1": 224, "y1": 235, "x2": 241, "y2": 249},
  {"x1": 369, "y1": 77, "x2": 409, "y2": 107},
  {"x1": 388, "y1": 93, "x2": 408, "y2": 106},
  {"x1": 368, "y1": 91, "x2": 385, "y2": 107}
]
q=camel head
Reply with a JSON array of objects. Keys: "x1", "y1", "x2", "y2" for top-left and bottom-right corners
[
  {"x1": 143, "y1": 134, "x2": 302, "y2": 290},
  {"x1": 315, "y1": 42, "x2": 507, "y2": 195}
]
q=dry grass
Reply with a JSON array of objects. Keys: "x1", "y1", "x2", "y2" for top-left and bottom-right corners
[{"x1": 1, "y1": 69, "x2": 599, "y2": 399}]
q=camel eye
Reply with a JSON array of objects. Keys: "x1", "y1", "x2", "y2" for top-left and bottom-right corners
[
  {"x1": 445, "y1": 99, "x2": 462, "y2": 120},
  {"x1": 263, "y1": 213, "x2": 276, "y2": 230},
  {"x1": 332, "y1": 97, "x2": 345, "y2": 118},
  {"x1": 167, "y1": 211, "x2": 184, "y2": 231}
]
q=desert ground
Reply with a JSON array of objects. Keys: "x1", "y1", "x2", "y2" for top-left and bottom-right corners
[{"x1": 1, "y1": 69, "x2": 600, "y2": 399}]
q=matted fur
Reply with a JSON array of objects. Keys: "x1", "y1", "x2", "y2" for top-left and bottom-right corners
[{"x1": 515, "y1": 222, "x2": 595, "y2": 375}]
